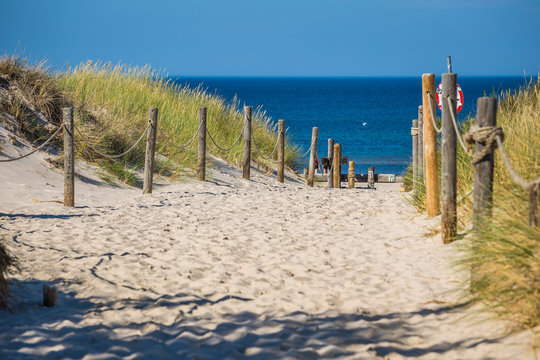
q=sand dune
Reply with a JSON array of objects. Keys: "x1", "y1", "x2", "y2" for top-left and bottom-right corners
[{"x1": 0, "y1": 129, "x2": 536, "y2": 359}]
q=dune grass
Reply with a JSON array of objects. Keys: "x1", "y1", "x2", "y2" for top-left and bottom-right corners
[
  {"x1": 407, "y1": 78, "x2": 540, "y2": 330},
  {"x1": 56, "y1": 61, "x2": 299, "y2": 182}
]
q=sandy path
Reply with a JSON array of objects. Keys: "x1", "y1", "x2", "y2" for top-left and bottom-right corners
[{"x1": 0, "y1": 154, "x2": 535, "y2": 359}]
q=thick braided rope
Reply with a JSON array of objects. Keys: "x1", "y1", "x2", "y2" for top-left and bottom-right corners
[
  {"x1": 426, "y1": 91, "x2": 442, "y2": 134},
  {"x1": 251, "y1": 132, "x2": 280, "y2": 161},
  {"x1": 446, "y1": 96, "x2": 470, "y2": 154},
  {"x1": 0, "y1": 124, "x2": 64, "y2": 162},
  {"x1": 463, "y1": 125, "x2": 504, "y2": 166},
  {"x1": 206, "y1": 124, "x2": 244, "y2": 152},
  {"x1": 160, "y1": 121, "x2": 202, "y2": 150},
  {"x1": 75, "y1": 122, "x2": 150, "y2": 159}
]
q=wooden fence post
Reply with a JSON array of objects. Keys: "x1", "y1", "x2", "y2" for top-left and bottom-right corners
[
  {"x1": 243, "y1": 106, "x2": 252, "y2": 180},
  {"x1": 143, "y1": 107, "x2": 158, "y2": 193},
  {"x1": 307, "y1": 127, "x2": 319, "y2": 187},
  {"x1": 418, "y1": 105, "x2": 424, "y2": 184},
  {"x1": 197, "y1": 107, "x2": 206, "y2": 181},
  {"x1": 473, "y1": 97, "x2": 497, "y2": 229},
  {"x1": 422, "y1": 73, "x2": 441, "y2": 218},
  {"x1": 411, "y1": 119, "x2": 418, "y2": 193},
  {"x1": 368, "y1": 166, "x2": 375, "y2": 189},
  {"x1": 63, "y1": 107, "x2": 74, "y2": 207},
  {"x1": 441, "y1": 73, "x2": 458, "y2": 244},
  {"x1": 333, "y1": 144, "x2": 341, "y2": 188},
  {"x1": 327, "y1": 138, "x2": 334, "y2": 188},
  {"x1": 348, "y1": 161, "x2": 355, "y2": 189},
  {"x1": 277, "y1": 119, "x2": 285, "y2": 183}
]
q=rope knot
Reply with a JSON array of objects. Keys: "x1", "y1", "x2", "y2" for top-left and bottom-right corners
[{"x1": 464, "y1": 125, "x2": 504, "y2": 165}]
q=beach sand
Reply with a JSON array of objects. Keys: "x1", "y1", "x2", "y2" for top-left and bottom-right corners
[{"x1": 0, "y1": 128, "x2": 536, "y2": 359}]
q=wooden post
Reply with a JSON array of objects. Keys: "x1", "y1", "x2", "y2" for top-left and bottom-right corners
[
  {"x1": 418, "y1": 105, "x2": 424, "y2": 184},
  {"x1": 307, "y1": 127, "x2": 319, "y2": 187},
  {"x1": 473, "y1": 97, "x2": 497, "y2": 229},
  {"x1": 411, "y1": 119, "x2": 419, "y2": 193},
  {"x1": 333, "y1": 144, "x2": 341, "y2": 188},
  {"x1": 348, "y1": 161, "x2": 355, "y2": 189},
  {"x1": 441, "y1": 73, "x2": 458, "y2": 244},
  {"x1": 277, "y1": 119, "x2": 285, "y2": 183},
  {"x1": 197, "y1": 107, "x2": 207, "y2": 181},
  {"x1": 243, "y1": 106, "x2": 252, "y2": 180},
  {"x1": 422, "y1": 73, "x2": 440, "y2": 218},
  {"x1": 43, "y1": 285, "x2": 57, "y2": 307},
  {"x1": 63, "y1": 107, "x2": 74, "y2": 207},
  {"x1": 143, "y1": 107, "x2": 158, "y2": 193},
  {"x1": 327, "y1": 138, "x2": 334, "y2": 188},
  {"x1": 368, "y1": 166, "x2": 375, "y2": 189}
]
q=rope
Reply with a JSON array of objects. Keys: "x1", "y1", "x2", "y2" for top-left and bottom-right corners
[
  {"x1": 426, "y1": 91, "x2": 442, "y2": 134},
  {"x1": 251, "y1": 132, "x2": 280, "y2": 161},
  {"x1": 160, "y1": 121, "x2": 202, "y2": 150},
  {"x1": 463, "y1": 126, "x2": 504, "y2": 166},
  {"x1": 206, "y1": 121, "x2": 245, "y2": 152},
  {"x1": 446, "y1": 96, "x2": 470, "y2": 154},
  {"x1": 0, "y1": 124, "x2": 64, "y2": 162},
  {"x1": 75, "y1": 122, "x2": 150, "y2": 159},
  {"x1": 495, "y1": 135, "x2": 535, "y2": 189}
]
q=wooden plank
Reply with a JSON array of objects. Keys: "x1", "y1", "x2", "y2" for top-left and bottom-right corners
[
  {"x1": 63, "y1": 107, "x2": 74, "y2": 207},
  {"x1": 143, "y1": 107, "x2": 158, "y2": 193},
  {"x1": 307, "y1": 127, "x2": 319, "y2": 187},
  {"x1": 473, "y1": 97, "x2": 497, "y2": 229},
  {"x1": 197, "y1": 107, "x2": 207, "y2": 181},
  {"x1": 441, "y1": 73, "x2": 458, "y2": 244},
  {"x1": 422, "y1": 73, "x2": 441, "y2": 218},
  {"x1": 277, "y1": 119, "x2": 285, "y2": 183},
  {"x1": 242, "y1": 106, "x2": 252, "y2": 180}
]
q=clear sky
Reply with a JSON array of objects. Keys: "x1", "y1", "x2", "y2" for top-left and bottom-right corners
[{"x1": 2, "y1": 0, "x2": 539, "y2": 76}]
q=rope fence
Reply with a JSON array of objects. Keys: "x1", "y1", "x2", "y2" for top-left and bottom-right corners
[
  {"x1": 0, "y1": 124, "x2": 64, "y2": 162},
  {"x1": 160, "y1": 121, "x2": 203, "y2": 150}
]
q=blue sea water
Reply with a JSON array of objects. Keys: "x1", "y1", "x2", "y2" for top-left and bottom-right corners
[{"x1": 170, "y1": 76, "x2": 528, "y2": 175}]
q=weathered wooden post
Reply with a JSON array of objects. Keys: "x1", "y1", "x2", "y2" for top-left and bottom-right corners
[
  {"x1": 327, "y1": 138, "x2": 334, "y2": 188},
  {"x1": 368, "y1": 166, "x2": 375, "y2": 189},
  {"x1": 418, "y1": 105, "x2": 424, "y2": 184},
  {"x1": 411, "y1": 119, "x2": 419, "y2": 192},
  {"x1": 307, "y1": 127, "x2": 319, "y2": 187},
  {"x1": 473, "y1": 97, "x2": 497, "y2": 229},
  {"x1": 277, "y1": 119, "x2": 285, "y2": 183},
  {"x1": 43, "y1": 285, "x2": 57, "y2": 307},
  {"x1": 348, "y1": 161, "x2": 355, "y2": 189},
  {"x1": 143, "y1": 107, "x2": 158, "y2": 193},
  {"x1": 441, "y1": 73, "x2": 458, "y2": 244},
  {"x1": 422, "y1": 73, "x2": 441, "y2": 218},
  {"x1": 333, "y1": 143, "x2": 341, "y2": 188},
  {"x1": 196, "y1": 107, "x2": 207, "y2": 181},
  {"x1": 63, "y1": 107, "x2": 74, "y2": 207},
  {"x1": 243, "y1": 106, "x2": 252, "y2": 180}
]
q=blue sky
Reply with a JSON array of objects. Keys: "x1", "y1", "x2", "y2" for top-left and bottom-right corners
[{"x1": 2, "y1": 0, "x2": 539, "y2": 76}]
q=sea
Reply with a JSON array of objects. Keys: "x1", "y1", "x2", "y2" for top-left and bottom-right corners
[{"x1": 170, "y1": 76, "x2": 529, "y2": 175}]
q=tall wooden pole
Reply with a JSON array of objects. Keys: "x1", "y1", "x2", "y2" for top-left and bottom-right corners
[
  {"x1": 197, "y1": 107, "x2": 207, "y2": 181},
  {"x1": 277, "y1": 119, "x2": 285, "y2": 183},
  {"x1": 348, "y1": 161, "x2": 355, "y2": 189},
  {"x1": 143, "y1": 107, "x2": 158, "y2": 193},
  {"x1": 441, "y1": 73, "x2": 458, "y2": 244},
  {"x1": 333, "y1": 144, "x2": 341, "y2": 188},
  {"x1": 473, "y1": 97, "x2": 497, "y2": 229},
  {"x1": 327, "y1": 138, "x2": 334, "y2": 188},
  {"x1": 307, "y1": 127, "x2": 318, "y2": 187},
  {"x1": 412, "y1": 119, "x2": 418, "y2": 193},
  {"x1": 243, "y1": 106, "x2": 252, "y2": 180},
  {"x1": 418, "y1": 105, "x2": 424, "y2": 184},
  {"x1": 63, "y1": 107, "x2": 74, "y2": 207},
  {"x1": 422, "y1": 73, "x2": 440, "y2": 218}
]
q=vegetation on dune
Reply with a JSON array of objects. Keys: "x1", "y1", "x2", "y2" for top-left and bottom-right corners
[
  {"x1": 407, "y1": 77, "x2": 540, "y2": 331},
  {"x1": 57, "y1": 61, "x2": 299, "y2": 182},
  {"x1": 0, "y1": 56, "x2": 299, "y2": 185}
]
